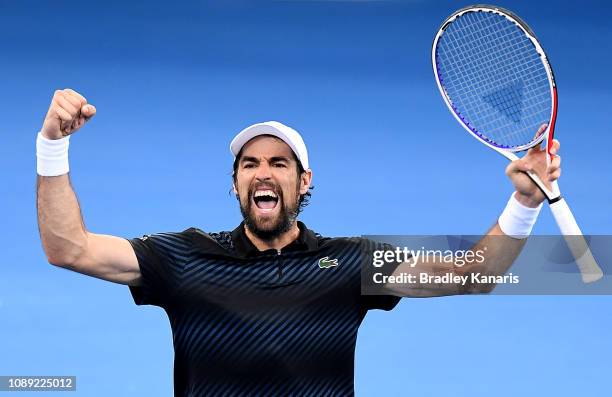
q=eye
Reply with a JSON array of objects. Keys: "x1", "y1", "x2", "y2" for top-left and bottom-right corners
[
  {"x1": 242, "y1": 163, "x2": 256, "y2": 169},
  {"x1": 273, "y1": 162, "x2": 287, "y2": 168}
]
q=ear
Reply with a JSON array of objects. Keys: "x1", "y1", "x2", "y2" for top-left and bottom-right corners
[
  {"x1": 299, "y1": 169, "x2": 313, "y2": 195},
  {"x1": 232, "y1": 182, "x2": 238, "y2": 195}
]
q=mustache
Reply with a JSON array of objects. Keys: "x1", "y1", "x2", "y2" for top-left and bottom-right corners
[{"x1": 248, "y1": 182, "x2": 283, "y2": 199}]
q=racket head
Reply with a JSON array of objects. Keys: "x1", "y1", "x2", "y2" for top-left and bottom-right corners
[{"x1": 432, "y1": 5, "x2": 557, "y2": 153}]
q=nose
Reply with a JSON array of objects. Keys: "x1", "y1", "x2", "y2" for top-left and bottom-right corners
[{"x1": 254, "y1": 161, "x2": 272, "y2": 181}]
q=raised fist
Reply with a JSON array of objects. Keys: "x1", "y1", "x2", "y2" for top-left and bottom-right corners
[{"x1": 41, "y1": 89, "x2": 96, "y2": 140}]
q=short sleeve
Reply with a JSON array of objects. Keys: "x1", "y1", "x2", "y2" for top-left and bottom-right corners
[
  {"x1": 127, "y1": 233, "x2": 187, "y2": 307},
  {"x1": 360, "y1": 239, "x2": 402, "y2": 312},
  {"x1": 360, "y1": 294, "x2": 401, "y2": 311}
]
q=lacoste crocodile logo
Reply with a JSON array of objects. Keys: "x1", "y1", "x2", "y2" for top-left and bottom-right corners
[{"x1": 318, "y1": 257, "x2": 339, "y2": 269}]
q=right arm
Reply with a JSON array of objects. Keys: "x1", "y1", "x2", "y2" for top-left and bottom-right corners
[{"x1": 36, "y1": 89, "x2": 142, "y2": 286}]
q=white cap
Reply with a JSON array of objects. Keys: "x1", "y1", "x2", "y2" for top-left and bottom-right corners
[{"x1": 230, "y1": 121, "x2": 310, "y2": 169}]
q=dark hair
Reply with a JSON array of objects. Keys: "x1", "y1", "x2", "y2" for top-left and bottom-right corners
[{"x1": 231, "y1": 147, "x2": 313, "y2": 215}]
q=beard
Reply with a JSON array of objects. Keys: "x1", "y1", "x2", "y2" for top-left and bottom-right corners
[{"x1": 238, "y1": 181, "x2": 300, "y2": 241}]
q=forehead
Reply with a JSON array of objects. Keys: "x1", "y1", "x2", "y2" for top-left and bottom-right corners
[{"x1": 240, "y1": 135, "x2": 294, "y2": 160}]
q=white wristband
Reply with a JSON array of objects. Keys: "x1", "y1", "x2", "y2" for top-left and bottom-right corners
[
  {"x1": 36, "y1": 132, "x2": 70, "y2": 176},
  {"x1": 498, "y1": 193, "x2": 543, "y2": 239}
]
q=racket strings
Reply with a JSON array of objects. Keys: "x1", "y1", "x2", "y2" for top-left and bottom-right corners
[
  {"x1": 442, "y1": 16, "x2": 545, "y2": 138},
  {"x1": 435, "y1": 10, "x2": 552, "y2": 149}
]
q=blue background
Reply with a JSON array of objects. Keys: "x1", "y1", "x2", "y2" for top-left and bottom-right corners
[{"x1": 1, "y1": 0, "x2": 610, "y2": 395}]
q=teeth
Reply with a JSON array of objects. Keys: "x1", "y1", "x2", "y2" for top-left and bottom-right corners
[{"x1": 254, "y1": 190, "x2": 278, "y2": 198}]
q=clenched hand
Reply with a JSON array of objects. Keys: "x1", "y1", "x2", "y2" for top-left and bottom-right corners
[{"x1": 41, "y1": 89, "x2": 96, "y2": 140}]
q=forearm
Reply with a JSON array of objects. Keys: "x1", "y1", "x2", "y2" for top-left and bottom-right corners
[
  {"x1": 37, "y1": 174, "x2": 88, "y2": 266},
  {"x1": 451, "y1": 191, "x2": 542, "y2": 292},
  {"x1": 384, "y1": 226, "x2": 525, "y2": 297},
  {"x1": 455, "y1": 222, "x2": 526, "y2": 293}
]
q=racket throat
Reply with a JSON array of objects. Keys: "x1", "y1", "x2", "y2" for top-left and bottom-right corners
[{"x1": 547, "y1": 195, "x2": 562, "y2": 205}]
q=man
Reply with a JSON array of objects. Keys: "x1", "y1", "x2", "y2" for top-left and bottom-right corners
[{"x1": 37, "y1": 89, "x2": 560, "y2": 396}]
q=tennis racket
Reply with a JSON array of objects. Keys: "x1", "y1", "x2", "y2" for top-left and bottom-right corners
[{"x1": 432, "y1": 5, "x2": 603, "y2": 283}]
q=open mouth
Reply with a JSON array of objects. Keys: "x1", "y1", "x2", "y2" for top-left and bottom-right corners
[{"x1": 253, "y1": 189, "x2": 279, "y2": 211}]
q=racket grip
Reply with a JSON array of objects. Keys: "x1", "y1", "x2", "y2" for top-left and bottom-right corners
[{"x1": 549, "y1": 198, "x2": 603, "y2": 283}]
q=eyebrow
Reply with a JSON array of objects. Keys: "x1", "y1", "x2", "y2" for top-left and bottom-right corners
[
  {"x1": 270, "y1": 156, "x2": 291, "y2": 163},
  {"x1": 240, "y1": 156, "x2": 291, "y2": 164},
  {"x1": 240, "y1": 156, "x2": 259, "y2": 164}
]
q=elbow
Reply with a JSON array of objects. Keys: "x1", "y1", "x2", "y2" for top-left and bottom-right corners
[
  {"x1": 476, "y1": 282, "x2": 497, "y2": 294},
  {"x1": 46, "y1": 254, "x2": 75, "y2": 269},
  {"x1": 43, "y1": 238, "x2": 88, "y2": 270},
  {"x1": 463, "y1": 283, "x2": 496, "y2": 295},
  {"x1": 46, "y1": 251, "x2": 82, "y2": 270}
]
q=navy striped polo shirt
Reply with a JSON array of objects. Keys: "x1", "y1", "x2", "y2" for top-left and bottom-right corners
[{"x1": 128, "y1": 221, "x2": 400, "y2": 396}]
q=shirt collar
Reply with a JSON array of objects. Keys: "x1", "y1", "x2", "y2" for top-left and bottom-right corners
[{"x1": 231, "y1": 221, "x2": 319, "y2": 257}]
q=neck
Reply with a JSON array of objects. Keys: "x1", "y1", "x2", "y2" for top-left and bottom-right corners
[{"x1": 244, "y1": 221, "x2": 301, "y2": 252}]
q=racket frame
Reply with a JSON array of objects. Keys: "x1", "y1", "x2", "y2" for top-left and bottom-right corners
[
  {"x1": 432, "y1": 4, "x2": 603, "y2": 283},
  {"x1": 432, "y1": 4, "x2": 558, "y2": 200}
]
